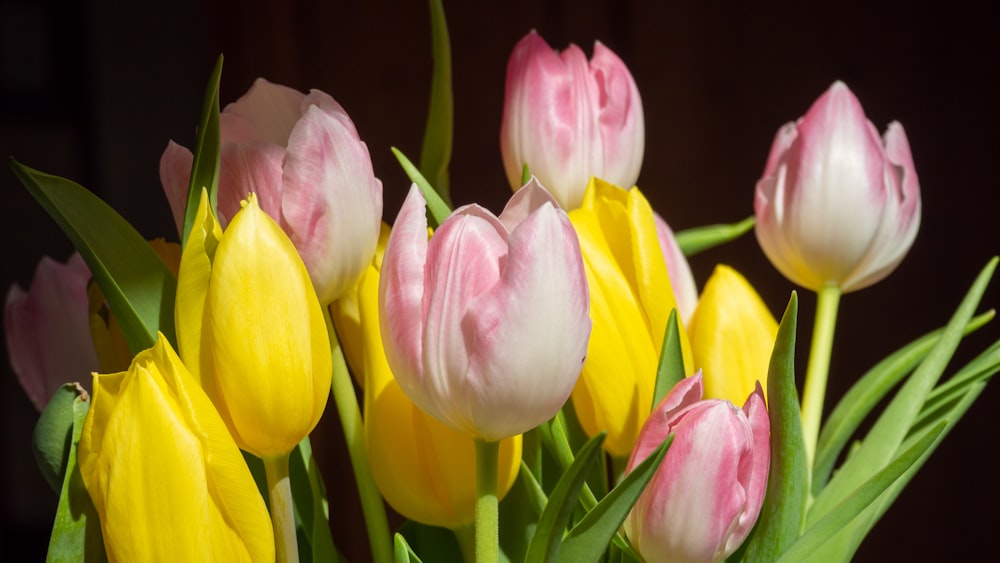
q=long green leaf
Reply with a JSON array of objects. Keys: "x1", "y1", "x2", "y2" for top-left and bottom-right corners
[
  {"x1": 523, "y1": 433, "x2": 605, "y2": 563},
  {"x1": 418, "y1": 0, "x2": 453, "y2": 205},
  {"x1": 813, "y1": 310, "x2": 994, "y2": 492},
  {"x1": 557, "y1": 436, "x2": 672, "y2": 563},
  {"x1": 738, "y1": 293, "x2": 807, "y2": 562},
  {"x1": 776, "y1": 421, "x2": 946, "y2": 563},
  {"x1": 498, "y1": 462, "x2": 548, "y2": 563},
  {"x1": 11, "y1": 161, "x2": 176, "y2": 353},
  {"x1": 181, "y1": 55, "x2": 223, "y2": 247},
  {"x1": 289, "y1": 437, "x2": 341, "y2": 563},
  {"x1": 652, "y1": 309, "x2": 685, "y2": 411},
  {"x1": 675, "y1": 216, "x2": 754, "y2": 256},
  {"x1": 808, "y1": 257, "x2": 997, "y2": 528},
  {"x1": 392, "y1": 147, "x2": 453, "y2": 229},
  {"x1": 393, "y1": 533, "x2": 425, "y2": 563},
  {"x1": 45, "y1": 390, "x2": 106, "y2": 562}
]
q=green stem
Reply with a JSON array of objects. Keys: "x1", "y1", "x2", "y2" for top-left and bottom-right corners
[
  {"x1": 325, "y1": 311, "x2": 393, "y2": 563},
  {"x1": 263, "y1": 453, "x2": 298, "y2": 563},
  {"x1": 801, "y1": 285, "x2": 842, "y2": 476},
  {"x1": 453, "y1": 524, "x2": 476, "y2": 563},
  {"x1": 474, "y1": 438, "x2": 500, "y2": 563}
]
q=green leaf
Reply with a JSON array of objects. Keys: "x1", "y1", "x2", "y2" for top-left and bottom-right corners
[
  {"x1": 45, "y1": 389, "x2": 107, "y2": 562},
  {"x1": 34, "y1": 384, "x2": 84, "y2": 493},
  {"x1": 738, "y1": 293, "x2": 808, "y2": 562},
  {"x1": 289, "y1": 437, "x2": 341, "y2": 563},
  {"x1": 418, "y1": 0, "x2": 453, "y2": 206},
  {"x1": 393, "y1": 533, "x2": 425, "y2": 563},
  {"x1": 808, "y1": 257, "x2": 998, "y2": 529},
  {"x1": 524, "y1": 433, "x2": 605, "y2": 563},
  {"x1": 813, "y1": 310, "x2": 994, "y2": 493},
  {"x1": 776, "y1": 421, "x2": 946, "y2": 563},
  {"x1": 398, "y1": 522, "x2": 463, "y2": 563},
  {"x1": 392, "y1": 147, "x2": 453, "y2": 229},
  {"x1": 498, "y1": 461, "x2": 548, "y2": 563},
  {"x1": 652, "y1": 309, "x2": 685, "y2": 411},
  {"x1": 520, "y1": 163, "x2": 531, "y2": 187},
  {"x1": 181, "y1": 55, "x2": 223, "y2": 247},
  {"x1": 675, "y1": 216, "x2": 754, "y2": 257},
  {"x1": 11, "y1": 161, "x2": 177, "y2": 354},
  {"x1": 557, "y1": 436, "x2": 672, "y2": 563}
]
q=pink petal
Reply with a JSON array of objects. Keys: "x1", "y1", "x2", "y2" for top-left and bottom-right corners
[
  {"x1": 216, "y1": 142, "x2": 287, "y2": 228},
  {"x1": 222, "y1": 78, "x2": 304, "y2": 146},
  {"x1": 653, "y1": 213, "x2": 698, "y2": 323},
  {"x1": 591, "y1": 40, "x2": 644, "y2": 189},
  {"x1": 497, "y1": 177, "x2": 561, "y2": 232},
  {"x1": 159, "y1": 140, "x2": 194, "y2": 235}
]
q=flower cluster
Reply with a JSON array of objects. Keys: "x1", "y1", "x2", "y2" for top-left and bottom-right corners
[{"x1": 5, "y1": 14, "x2": 994, "y2": 563}]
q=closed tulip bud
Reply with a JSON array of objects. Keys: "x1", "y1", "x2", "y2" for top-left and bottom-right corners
[
  {"x1": 175, "y1": 191, "x2": 331, "y2": 458},
  {"x1": 501, "y1": 30, "x2": 644, "y2": 210},
  {"x1": 754, "y1": 81, "x2": 921, "y2": 292},
  {"x1": 624, "y1": 373, "x2": 769, "y2": 563},
  {"x1": 688, "y1": 265, "x2": 777, "y2": 404},
  {"x1": 331, "y1": 229, "x2": 521, "y2": 528},
  {"x1": 379, "y1": 179, "x2": 590, "y2": 441},
  {"x1": 569, "y1": 178, "x2": 693, "y2": 457},
  {"x1": 161, "y1": 77, "x2": 383, "y2": 304},
  {"x1": 78, "y1": 334, "x2": 274, "y2": 562},
  {"x1": 5, "y1": 253, "x2": 98, "y2": 411}
]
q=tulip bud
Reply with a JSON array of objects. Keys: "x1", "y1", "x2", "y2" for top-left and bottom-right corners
[
  {"x1": 500, "y1": 30, "x2": 644, "y2": 210},
  {"x1": 5, "y1": 253, "x2": 98, "y2": 411},
  {"x1": 331, "y1": 229, "x2": 521, "y2": 528},
  {"x1": 624, "y1": 373, "x2": 769, "y2": 563},
  {"x1": 161, "y1": 78, "x2": 383, "y2": 304},
  {"x1": 175, "y1": 191, "x2": 331, "y2": 458},
  {"x1": 78, "y1": 334, "x2": 274, "y2": 562},
  {"x1": 568, "y1": 178, "x2": 693, "y2": 457},
  {"x1": 688, "y1": 265, "x2": 778, "y2": 404},
  {"x1": 754, "y1": 81, "x2": 921, "y2": 292},
  {"x1": 379, "y1": 179, "x2": 590, "y2": 441}
]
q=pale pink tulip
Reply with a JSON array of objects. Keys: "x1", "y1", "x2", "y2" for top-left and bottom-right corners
[
  {"x1": 161, "y1": 78, "x2": 383, "y2": 304},
  {"x1": 4, "y1": 253, "x2": 98, "y2": 410},
  {"x1": 653, "y1": 212, "x2": 698, "y2": 324},
  {"x1": 500, "y1": 30, "x2": 644, "y2": 210},
  {"x1": 754, "y1": 81, "x2": 921, "y2": 292},
  {"x1": 379, "y1": 180, "x2": 591, "y2": 441},
  {"x1": 624, "y1": 373, "x2": 770, "y2": 563}
]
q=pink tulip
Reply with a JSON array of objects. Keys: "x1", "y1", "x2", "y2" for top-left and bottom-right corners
[
  {"x1": 653, "y1": 212, "x2": 698, "y2": 324},
  {"x1": 379, "y1": 180, "x2": 591, "y2": 441},
  {"x1": 624, "y1": 373, "x2": 770, "y2": 563},
  {"x1": 500, "y1": 30, "x2": 644, "y2": 210},
  {"x1": 4, "y1": 253, "x2": 98, "y2": 411},
  {"x1": 161, "y1": 78, "x2": 383, "y2": 304},
  {"x1": 754, "y1": 81, "x2": 921, "y2": 292}
]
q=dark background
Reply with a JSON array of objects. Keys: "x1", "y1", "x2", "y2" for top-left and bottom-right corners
[{"x1": 1, "y1": 0, "x2": 997, "y2": 560}]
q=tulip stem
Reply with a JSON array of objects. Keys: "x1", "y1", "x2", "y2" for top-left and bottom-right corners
[
  {"x1": 801, "y1": 285, "x2": 842, "y2": 477},
  {"x1": 326, "y1": 314, "x2": 393, "y2": 563},
  {"x1": 263, "y1": 453, "x2": 298, "y2": 563},
  {"x1": 474, "y1": 438, "x2": 500, "y2": 563}
]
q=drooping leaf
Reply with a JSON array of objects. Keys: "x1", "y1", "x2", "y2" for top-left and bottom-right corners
[
  {"x1": 418, "y1": 0, "x2": 454, "y2": 206},
  {"x1": 34, "y1": 384, "x2": 84, "y2": 493},
  {"x1": 11, "y1": 161, "x2": 177, "y2": 354},
  {"x1": 182, "y1": 55, "x2": 223, "y2": 247},
  {"x1": 675, "y1": 216, "x2": 754, "y2": 257},
  {"x1": 392, "y1": 147, "x2": 452, "y2": 229}
]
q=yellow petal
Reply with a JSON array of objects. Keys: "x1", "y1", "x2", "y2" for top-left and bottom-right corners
[
  {"x1": 207, "y1": 193, "x2": 332, "y2": 457},
  {"x1": 688, "y1": 265, "x2": 778, "y2": 403},
  {"x1": 78, "y1": 335, "x2": 273, "y2": 562}
]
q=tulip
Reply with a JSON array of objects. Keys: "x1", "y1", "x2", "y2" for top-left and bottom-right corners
[
  {"x1": 78, "y1": 334, "x2": 274, "y2": 562},
  {"x1": 500, "y1": 30, "x2": 644, "y2": 210},
  {"x1": 161, "y1": 77, "x2": 383, "y2": 304},
  {"x1": 175, "y1": 191, "x2": 331, "y2": 458},
  {"x1": 653, "y1": 212, "x2": 699, "y2": 324},
  {"x1": 379, "y1": 179, "x2": 590, "y2": 441},
  {"x1": 754, "y1": 81, "x2": 921, "y2": 292},
  {"x1": 687, "y1": 265, "x2": 777, "y2": 404},
  {"x1": 5, "y1": 253, "x2": 99, "y2": 411},
  {"x1": 623, "y1": 373, "x2": 769, "y2": 563},
  {"x1": 330, "y1": 226, "x2": 521, "y2": 529},
  {"x1": 568, "y1": 178, "x2": 693, "y2": 457}
]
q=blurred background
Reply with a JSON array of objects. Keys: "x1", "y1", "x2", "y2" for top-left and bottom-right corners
[{"x1": 1, "y1": 0, "x2": 997, "y2": 560}]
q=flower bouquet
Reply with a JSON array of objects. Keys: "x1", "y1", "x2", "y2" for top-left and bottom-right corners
[{"x1": 4, "y1": 2, "x2": 998, "y2": 562}]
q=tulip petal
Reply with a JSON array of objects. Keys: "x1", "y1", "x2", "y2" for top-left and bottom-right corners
[
  {"x1": 158, "y1": 140, "x2": 194, "y2": 234},
  {"x1": 221, "y1": 78, "x2": 304, "y2": 146}
]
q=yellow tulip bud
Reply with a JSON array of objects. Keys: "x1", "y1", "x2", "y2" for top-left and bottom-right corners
[
  {"x1": 78, "y1": 334, "x2": 274, "y2": 562},
  {"x1": 568, "y1": 178, "x2": 694, "y2": 457},
  {"x1": 688, "y1": 265, "x2": 778, "y2": 403},
  {"x1": 331, "y1": 225, "x2": 521, "y2": 529}
]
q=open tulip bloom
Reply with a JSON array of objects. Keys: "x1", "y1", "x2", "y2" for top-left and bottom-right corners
[{"x1": 6, "y1": 6, "x2": 1000, "y2": 563}]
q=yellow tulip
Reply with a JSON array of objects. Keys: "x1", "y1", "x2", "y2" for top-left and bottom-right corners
[
  {"x1": 330, "y1": 224, "x2": 522, "y2": 529},
  {"x1": 568, "y1": 178, "x2": 694, "y2": 458},
  {"x1": 175, "y1": 190, "x2": 331, "y2": 458},
  {"x1": 688, "y1": 265, "x2": 778, "y2": 404},
  {"x1": 78, "y1": 334, "x2": 274, "y2": 562}
]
